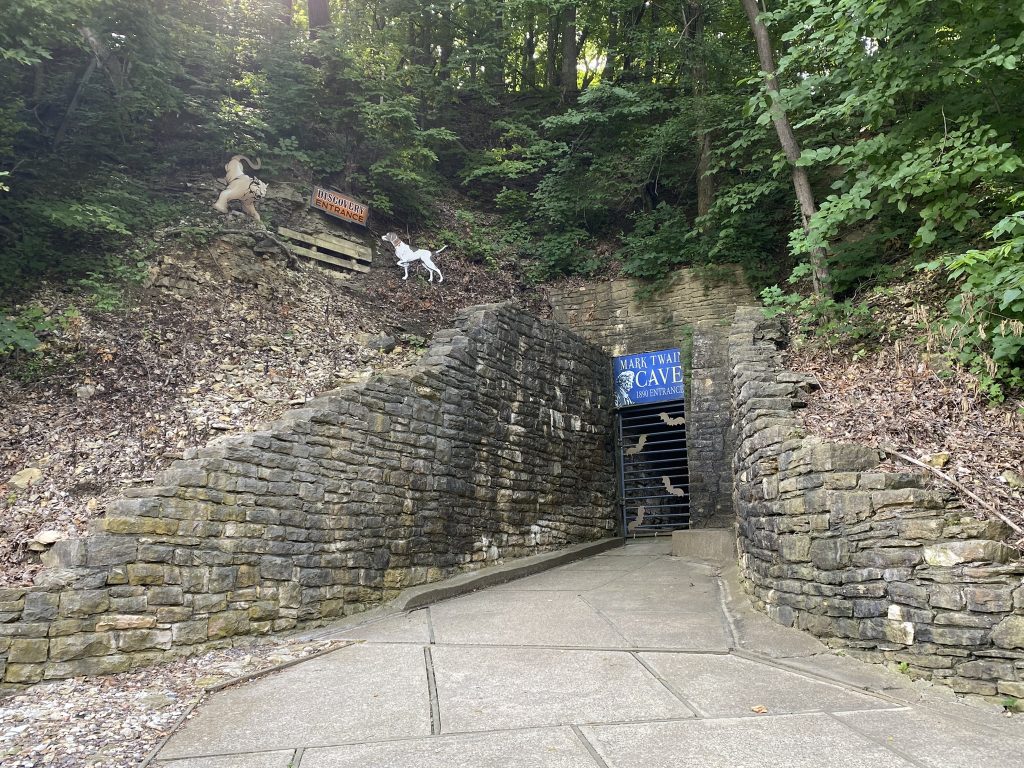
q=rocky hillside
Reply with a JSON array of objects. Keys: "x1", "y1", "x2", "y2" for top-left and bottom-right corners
[
  {"x1": 784, "y1": 276, "x2": 1024, "y2": 547},
  {"x1": 0, "y1": 182, "x2": 540, "y2": 585}
]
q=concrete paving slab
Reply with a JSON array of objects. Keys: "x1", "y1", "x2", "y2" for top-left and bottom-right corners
[
  {"x1": 558, "y1": 561, "x2": 639, "y2": 573},
  {"x1": 429, "y1": 591, "x2": 626, "y2": 647},
  {"x1": 611, "y1": 539, "x2": 673, "y2": 555},
  {"x1": 560, "y1": 555, "x2": 664, "y2": 572},
  {"x1": 153, "y1": 545, "x2": 1024, "y2": 768},
  {"x1": 639, "y1": 652, "x2": 895, "y2": 717},
  {"x1": 153, "y1": 751, "x2": 295, "y2": 768},
  {"x1": 431, "y1": 645, "x2": 694, "y2": 732},
  {"x1": 299, "y1": 726, "x2": 601, "y2": 768},
  {"x1": 756, "y1": 650, "x2": 919, "y2": 695},
  {"x1": 159, "y1": 644, "x2": 430, "y2": 759},
  {"x1": 491, "y1": 567, "x2": 624, "y2": 592},
  {"x1": 726, "y1": 606, "x2": 825, "y2": 657},
  {"x1": 581, "y1": 712, "x2": 916, "y2": 768},
  {"x1": 335, "y1": 609, "x2": 431, "y2": 644},
  {"x1": 601, "y1": 610, "x2": 730, "y2": 650},
  {"x1": 626, "y1": 558, "x2": 719, "y2": 584},
  {"x1": 584, "y1": 584, "x2": 721, "y2": 614},
  {"x1": 835, "y1": 708, "x2": 1024, "y2": 768}
]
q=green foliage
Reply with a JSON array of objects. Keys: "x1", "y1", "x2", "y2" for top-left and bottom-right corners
[
  {"x1": 620, "y1": 204, "x2": 701, "y2": 279},
  {"x1": 252, "y1": 33, "x2": 459, "y2": 218},
  {"x1": 0, "y1": 0, "x2": 1021, "y2": 358},
  {"x1": 761, "y1": 265, "x2": 878, "y2": 348},
  {"x1": 919, "y1": 202, "x2": 1024, "y2": 398},
  {"x1": 0, "y1": 314, "x2": 43, "y2": 355},
  {"x1": 0, "y1": 196, "x2": 129, "y2": 290},
  {"x1": 462, "y1": 120, "x2": 566, "y2": 186},
  {"x1": 0, "y1": 172, "x2": 189, "y2": 292},
  {"x1": 525, "y1": 229, "x2": 601, "y2": 282},
  {"x1": 530, "y1": 84, "x2": 675, "y2": 234},
  {"x1": 754, "y1": 0, "x2": 1024, "y2": 273},
  {"x1": 36, "y1": 199, "x2": 132, "y2": 237},
  {"x1": 77, "y1": 255, "x2": 150, "y2": 311},
  {"x1": 0, "y1": 304, "x2": 79, "y2": 356},
  {"x1": 359, "y1": 99, "x2": 458, "y2": 216},
  {"x1": 798, "y1": 117, "x2": 1023, "y2": 256},
  {"x1": 0, "y1": 0, "x2": 92, "y2": 67},
  {"x1": 494, "y1": 187, "x2": 531, "y2": 216},
  {"x1": 435, "y1": 209, "x2": 532, "y2": 269}
]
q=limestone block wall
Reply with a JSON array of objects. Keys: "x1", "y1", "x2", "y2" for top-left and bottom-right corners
[
  {"x1": 730, "y1": 306, "x2": 1024, "y2": 697},
  {"x1": 549, "y1": 270, "x2": 752, "y2": 528},
  {"x1": 548, "y1": 270, "x2": 751, "y2": 355},
  {"x1": 0, "y1": 304, "x2": 616, "y2": 689}
]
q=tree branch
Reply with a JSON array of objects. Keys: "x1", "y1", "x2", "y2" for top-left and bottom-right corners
[{"x1": 881, "y1": 444, "x2": 1024, "y2": 536}]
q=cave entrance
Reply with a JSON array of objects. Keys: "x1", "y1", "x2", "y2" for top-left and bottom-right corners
[{"x1": 614, "y1": 349, "x2": 689, "y2": 535}]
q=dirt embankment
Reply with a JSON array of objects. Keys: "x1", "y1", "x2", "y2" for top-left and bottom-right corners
[
  {"x1": 1, "y1": 185, "x2": 543, "y2": 585},
  {"x1": 784, "y1": 282, "x2": 1024, "y2": 546}
]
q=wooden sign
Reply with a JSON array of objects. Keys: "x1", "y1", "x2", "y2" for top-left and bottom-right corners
[{"x1": 310, "y1": 186, "x2": 370, "y2": 226}]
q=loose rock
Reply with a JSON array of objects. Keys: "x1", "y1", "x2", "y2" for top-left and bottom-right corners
[{"x1": 8, "y1": 468, "x2": 43, "y2": 490}]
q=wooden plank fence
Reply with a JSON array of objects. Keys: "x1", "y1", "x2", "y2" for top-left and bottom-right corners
[{"x1": 278, "y1": 227, "x2": 372, "y2": 274}]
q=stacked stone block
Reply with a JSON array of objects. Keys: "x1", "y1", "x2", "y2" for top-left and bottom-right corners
[
  {"x1": 730, "y1": 306, "x2": 1024, "y2": 698},
  {"x1": 548, "y1": 271, "x2": 751, "y2": 356},
  {"x1": 687, "y1": 320, "x2": 735, "y2": 528},
  {"x1": 0, "y1": 304, "x2": 617, "y2": 689}
]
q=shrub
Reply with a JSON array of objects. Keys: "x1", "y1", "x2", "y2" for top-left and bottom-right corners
[{"x1": 920, "y1": 202, "x2": 1024, "y2": 398}]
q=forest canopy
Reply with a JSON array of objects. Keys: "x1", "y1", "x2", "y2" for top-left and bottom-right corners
[{"x1": 2, "y1": 0, "x2": 1023, "y2": 391}]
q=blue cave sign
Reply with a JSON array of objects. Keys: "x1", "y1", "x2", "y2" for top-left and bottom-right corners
[{"x1": 613, "y1": 348, "x2": 685, "y2": 409}]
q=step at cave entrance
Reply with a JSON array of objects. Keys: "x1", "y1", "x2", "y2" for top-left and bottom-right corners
[{"x1": 614, "y1": 348, "x2": 690, "y2": 535}]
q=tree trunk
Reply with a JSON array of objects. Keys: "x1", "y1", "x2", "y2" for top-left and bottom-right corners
[
  {"x1": 602, "y1": 11, "x2": 618, "y2": 82},
  {"x1": 32, "y1": 61, "x2": 45, "y2": 103},
  {"x1": 439, "y1": 7, "x2": 454, "y2": 79},
  {"x1": 644, "y1": 2, "x2": 657, "y2": 82},
  {"x1": 406, "y1": 19, "x2": 416, "y2": 64},
  {"x1": 281, "y1": 0, "x2": 293, "y2": 25},
  {"x1": 689, "y1": 3, "x2": 715, "y2": 217},
  {"x1": 54, "y1": 58, "x2": 97, "y2": 149},
  {"x1": 560, "y1": 4, "x2": 577, "y2": 98},
  {"x1": 546, "y1": 10, "x2": 560, "y2": 88},
  {"x1": 79, "y1": 26, "x2": 123, "y2": 93},
  {"x1": 696, "y1": 134, "x2": 714, "y2": 218},
  {"x1": 522, "y1": 11, "x2": 537, "y2": 90},
  {"x1": 488, "y1": 3, "x2": 505, "y2": 89},
  {"x1": 307, "y1": 0, "x2": 330, "y2": 38},
  {"x1": 619, "y1": 4, "x2": 647, "y2": 79},
  {"x1": 740, "y1": 0, "x2": 831, "y2": 296}
]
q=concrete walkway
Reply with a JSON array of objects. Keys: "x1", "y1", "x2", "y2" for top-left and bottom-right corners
[{"x1": 151, "y1": 540, "x2": 1023, "y2": 768}]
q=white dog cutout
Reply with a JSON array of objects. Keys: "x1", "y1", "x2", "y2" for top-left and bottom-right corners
[
  {"x1": 213, "y1": 154, "x2": 268, "y2": 223},
  {"x1": 382, "y1": 232, "x2": 445, "y2": 282}
]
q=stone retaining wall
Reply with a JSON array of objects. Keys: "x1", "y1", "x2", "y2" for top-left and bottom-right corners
[
  {"x1": 549, "y1": 270, "x2": 752, "y2": 528},
  {"x1": 548, "y1": 270, "x2": 751, "y2": 356},
  {"x1": 0, "y1": 304, "x2": 617, "y2": 689},
  {"x1": 730, "y1": 306, "x2": 1024, "y2": 698}
]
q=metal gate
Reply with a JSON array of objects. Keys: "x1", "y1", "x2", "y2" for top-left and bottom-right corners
[{"x1": 617, "y1": 399, "x2": 690, "y2": 534}]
